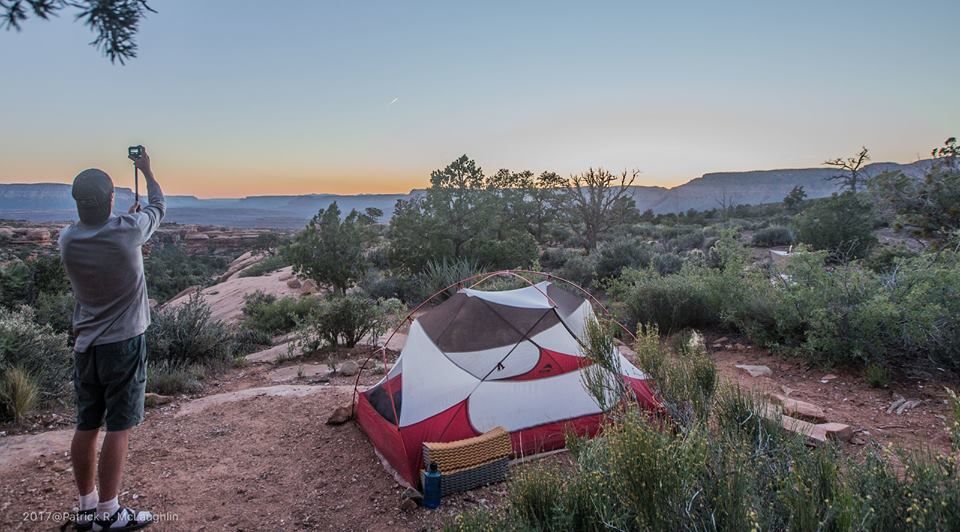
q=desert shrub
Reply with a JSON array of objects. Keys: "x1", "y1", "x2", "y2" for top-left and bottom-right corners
[
  {"x1": 294, "y1": 295, "x2": 402, "y2": 350},
  {"x1": 864, "y1": 363, "x2": 890, "y2": 388},
  {"x1": 417, "y1": 257, "x2": 484, "y2": 303},
  {"x1": 241, "y1": 291, "x2": 321, "y2": 335},
  {"x1": 608, "y1": 268, "x2": 719, "y2": 333},
  {"x1": 595, "y1": 239, "x2": 654, "y2": 280},
  {"x1": 237, "y1": 254, "x2": 289, "y2": 278},
  {"x1": 147, "y1": 292, "x2": 237, "y2": 368},
  {"x1": 556, "y1": 253, "x2": 597, "y2": 288},
  {"x1": 751, "y1": 226, "x2": 795, "y2": 247},
  {"x1": 231, "y1": 326, "x2": 273, "y2": 356},
  {"x1": 33, "y1": 290, "x2": 75, "y2": 334},
  {"x1": 946, "y1": 387, "x2": 960, "y2": 451},
  {"x1": 0, "y1": 260, "x2": 32, "y2": 309},
  {"x1": 472, "y1": 230, "x2": 538, "y2": 270},
  {"x1": 863, "y1": 244, "x2": 918, "y2": 273},
  {"x1": 651, "y1": 252, "x2": 683, "y2": 275},
  {"x1": 361, "y1": 273, "x2": 421, "y2": 303},
  {"x1": 0, "y1": 255, "x2": 67, "y2": 309},
  {"x1": 538, "y1": 247, "x2": 574, "y2": 270},
  {"x1": 0, "y1": 307, "x2": 71, "y2": 406},
  {"x1": 143, "y1": 244, "x2": 230, "y2": 302},
  {"x1": 796, "y1": 192, "x2": 877, "y2": 261},
  {"x1": 0, "y1": 366, "x2": 39, "y2": 422},
  {"x1": 146, "y1": 362, "x2": 204, "y2": 396},
  {"x1": 668, "y1": 229, "x2": 705, "y2": 252}
]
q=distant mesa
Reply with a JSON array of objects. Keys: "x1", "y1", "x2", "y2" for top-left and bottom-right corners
[{"x1": 0, "y1": 159, "x2": 935, "y2": 228}]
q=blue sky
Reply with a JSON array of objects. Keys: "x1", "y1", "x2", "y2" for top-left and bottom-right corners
[{"x1": 0, "y1": 0, "x2": 956, "y2": 197}]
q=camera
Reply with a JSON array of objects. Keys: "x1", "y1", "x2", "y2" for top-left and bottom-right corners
[{"x1": 128, "y1": 145, "x2": 144, "y2": 159}]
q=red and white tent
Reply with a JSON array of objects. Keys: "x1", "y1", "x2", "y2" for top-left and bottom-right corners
[{"x1": 354, "y1": 279, "x2": 660, "y2": 486}]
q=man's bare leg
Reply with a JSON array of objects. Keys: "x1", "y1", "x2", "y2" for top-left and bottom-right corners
[
  {"x1": 71, "y1": 429, "x2": 100, "y2": 495},
  {"x1": 98, "y1": 429, "x2": 130, "y2": 501}
]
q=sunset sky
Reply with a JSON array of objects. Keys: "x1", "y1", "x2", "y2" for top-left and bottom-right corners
[{"x1": 0, "y1": 1, "x2": 956, "y2": 198}]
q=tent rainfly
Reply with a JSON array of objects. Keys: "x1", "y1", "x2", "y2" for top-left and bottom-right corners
[{"x1": 355, "y1": 280, "x2": 660, "y2": 486}]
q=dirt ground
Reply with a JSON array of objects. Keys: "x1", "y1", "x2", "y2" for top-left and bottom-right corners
[
  {"x1": 1, "y1": 337, "x2": 957, "y2": 531},
  {"x1": 708, "y1": 333, "x2": 956, "y2": 454}
]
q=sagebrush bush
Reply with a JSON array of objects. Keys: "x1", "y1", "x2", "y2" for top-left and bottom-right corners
[
  {"x1": 595, "y1": 238, "x2": 654, "y2": 280},
  {"x1": 146, "y1": 362, "x2": 204, "y2": 396},
  {"x1": 242, "y1": 291, "x2": 322, "y2": 335},
  {"x1": 556, "y1": 253, "x2": 597, "y2": 288},
  {"x1": 0, "y1": 307, "x2": 71, "y2": 404},
  {"x1": 147, "y1": 292, "x2": 238, "y2": 368},
  {"x1": 751, "y1": 225, "x2": 795, "y2": 247},
  {"x1": 0, "y1": 366, "x2": 39, "y2": 422}
]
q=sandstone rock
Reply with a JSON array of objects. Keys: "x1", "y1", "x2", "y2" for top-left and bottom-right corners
[
  {"x1": 767, "y1": 392, "x2": 827, "y2": 423},
  {"x1": 279, "y1": 272, "x2": 295, "y2": 281},
  {"x1": 25, "y1": 228, "x2": 51, "y2": 242},
  {"x1": 185, "y1": 232, "x2": 210, "y2": 241},
  {"x1": 338, "y1": 360, "x2": 360, "y2": 377},
  {"x1": 326, "y1": 405, "x2": 353, "y2": 425},
  {"x1": 735, "y1": 364, "x2": 772, "y2": 378},
  {"x1": 766, "y1": 408, "x2": 853, "y2": 445},
  {"x1": 286, "y1": 278, "x2": 302, "y2": 289},
  {"x1": 300, "y1": 279, "x2": 318, "y2": 295},
  {"x1": 148, "y1": 298, "x2": 158, "y2": 308},
  {"x1": 820, "y1": 374, "x2": 838, "y2": 382},
  {"x1": 144, "y1": 393, "x2": 173, "y2": 407}
]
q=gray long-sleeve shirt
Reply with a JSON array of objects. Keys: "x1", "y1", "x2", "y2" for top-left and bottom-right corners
[{"x1": 59, "y1": 177, "x2": 166, "y2": 353}]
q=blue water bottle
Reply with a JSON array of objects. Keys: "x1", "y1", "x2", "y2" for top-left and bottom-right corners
[{"x1": 422, "y1": 462, "x2": 442, "y2": 509}]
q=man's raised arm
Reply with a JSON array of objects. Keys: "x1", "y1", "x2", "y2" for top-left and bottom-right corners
[{"x1": 127, "y1": 146, "x2": 165, "y2": 242}]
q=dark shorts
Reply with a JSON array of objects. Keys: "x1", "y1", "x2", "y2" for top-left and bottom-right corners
[{"x1": 74, "y1": 334, "x2": 148, "y2": 432}]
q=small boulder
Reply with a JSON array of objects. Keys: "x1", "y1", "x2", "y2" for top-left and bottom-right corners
[
  {"x1": 144, "y1": 392, "x2": 173, "y2": 407},
  {"x1": 326, "y1": 405, "x2": 353, "y2": 425},
  {"x1": 338, "y1": 360, "x2": 360, "y2": 377},
  {"x1": 735, "y1": 364, "x2": 772, "y2": 378},
  {"x1": 286, "y1": 278, "x2": 302, "y2": 289},
  {"x1": 300, "y1": 279, "x2": 319, "y2": 295}
]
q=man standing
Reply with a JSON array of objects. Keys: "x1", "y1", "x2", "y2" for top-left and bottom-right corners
[{"x1": 59, "y1": 147, "x2": 164, "y2": 531}]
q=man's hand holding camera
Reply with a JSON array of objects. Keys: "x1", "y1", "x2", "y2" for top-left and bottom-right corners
[{"x1": 127, "y1": 145, "x2": 154, "y2": 213}]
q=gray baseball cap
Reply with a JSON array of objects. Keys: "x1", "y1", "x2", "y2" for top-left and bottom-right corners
[{"x1": 72, "y1": 168, "x2": 114, "y2": 224}]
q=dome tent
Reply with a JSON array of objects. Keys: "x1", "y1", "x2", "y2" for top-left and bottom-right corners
[{"x1": 354, "y1": 275, "x2": 660, "y2": 487}]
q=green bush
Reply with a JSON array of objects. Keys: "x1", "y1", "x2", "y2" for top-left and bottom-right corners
[
  {"x1": 609, "y1": 268, "x2": 719, "y2": 333},
  {"x1": 361, "y1": 272, "x2": 422, "y2": 303},
  {"x1": 294, "y1": 295, "x2": 403, "y2": 351},
  {"x1": 471, "y1": 230, "x2": 538, "y2": 270},
  {"x1": 595, "y1": 239, "x2": 654, "y2": 280},
  {"x1": 146, "y1": 362, "x2": 204, "y2": 396},
  {"x1": 556, "y1": 253, "x2": 597, "y2": 288},
  {"x1": 241, "y1": 291, "x2": 321, "y2": 335},
  {"x1": 146, "y1": 292, "x2": 238, "y2": 368},
  {"x1": 143, "y1": 244, "x2": 230, "y2": 302},
  {"x1": 651, "y1": 252, "x2": 683, "y2": 275},
  {"x1": 237, "y1": 254, "x2": 289, "y2": 278},
  {"x1": 796, "y1": 193, "x2": 877, "y2": 261},
  {"x1": 751, "y1": 226, "x2": 795, "y2": 247},
  {"x1": 0, "y1": 307, "x2": 71, "y2": 405},
  {"x1": 33, "y1": 291, "x2": 76, "y2": 335}
]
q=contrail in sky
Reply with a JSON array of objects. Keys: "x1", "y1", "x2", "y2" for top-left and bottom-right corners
[{"x1": 389, "y1": 97, "x2": 399, "y2": 105}]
